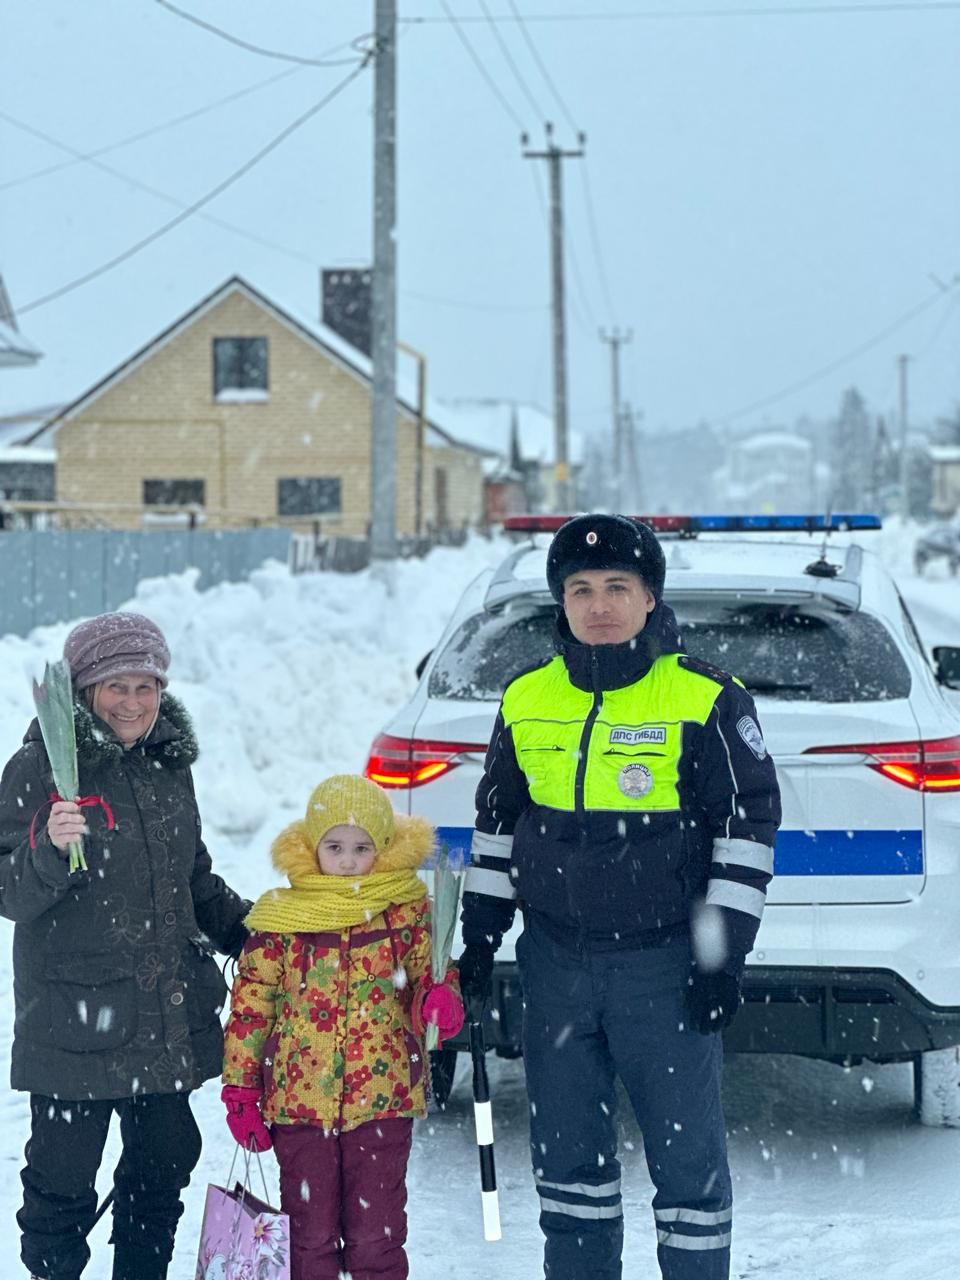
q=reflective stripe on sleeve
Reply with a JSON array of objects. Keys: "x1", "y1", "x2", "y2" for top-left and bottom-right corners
[
  {"x1": 705, "y1": 879, "x2": 766, "y2": 918},
  {"x1": 471, "y1": 830, "x2": 514, "y2": 862},
  {"x1": 464, "y1": 865, "x2": 517, "y2": 900},
  {"x1": 711, "y1": 838, "x2": 774, "y2": 876}
]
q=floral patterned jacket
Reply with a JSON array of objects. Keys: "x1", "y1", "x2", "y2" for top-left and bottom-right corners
[
  {"x1": 222, "y1": 902, "x2": 433, "y2": 1133},
  {"x1": 223, "y1": 811, "x2": 439, "y2": 1134}
]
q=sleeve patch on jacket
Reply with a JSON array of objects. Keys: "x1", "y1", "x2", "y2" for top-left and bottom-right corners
[{"x1": 736, "y1": 715, "x2": 767, "y2": 761}]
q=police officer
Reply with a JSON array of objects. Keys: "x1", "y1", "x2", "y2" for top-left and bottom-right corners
[{"x1": 457, "y1": 514, "x2": 781, "y2": 1280}]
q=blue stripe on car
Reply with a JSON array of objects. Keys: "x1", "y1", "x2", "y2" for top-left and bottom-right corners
[{"x1": 432, "y1": 826, "x2": 924, "y2": 876}]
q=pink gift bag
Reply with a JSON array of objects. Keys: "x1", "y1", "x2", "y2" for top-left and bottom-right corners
[{"x1": 195, "y1": 1155, "x2": 290, "y2": 1280}]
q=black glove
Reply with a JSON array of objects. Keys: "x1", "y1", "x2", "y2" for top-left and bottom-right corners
[
  {"x1": 685, "y1": 969, "x2": 742, "y2": 1035},
  {"x1": 456, "y1": 943, "x2": 495, "y2": 1019}
]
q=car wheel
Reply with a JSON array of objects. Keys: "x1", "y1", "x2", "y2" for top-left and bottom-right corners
[
  {"x1": 914, "y1": 554, "x2": 927, "y2": 575},
  {"x1": 914, "y1": 1047, "x2": 960, "y2": 1127},
  {"x1": 950, "y1": 558, "x2": 960, "y2": 577},
  {"x1": 428, "y1": 1048, "x2": 460, "y2": 1111}
]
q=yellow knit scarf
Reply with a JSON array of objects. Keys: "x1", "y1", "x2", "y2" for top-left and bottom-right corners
[{"x1": 244, "y1": 869, "x2": 427, "y2": 932}]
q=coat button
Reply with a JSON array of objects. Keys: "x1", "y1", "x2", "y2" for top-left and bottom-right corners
[
  {"x1": 164, "y1": 911, "x2": 176, "y2": 925},
  {"x1": 170, "y1": 992, "x2": 184, "y2": 1006}
]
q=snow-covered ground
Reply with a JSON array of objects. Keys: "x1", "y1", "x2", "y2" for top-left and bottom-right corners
[{"x1": 0, "y1": 525, "x2": 958, "y2": 1278}]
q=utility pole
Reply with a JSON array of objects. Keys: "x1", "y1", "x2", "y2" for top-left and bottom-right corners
[
  {"x1": 600, "y1": 327, "x2": 632, "y2": 510},
  {"x1": 523, "y1": 123, "x2": 584, "y2": 513},
  {"x1": 898, "y1": 354, "x2": 910, "y2": 523},
  {"x1": 370, "y1": 0, "x2": 397, "y2": 563}
]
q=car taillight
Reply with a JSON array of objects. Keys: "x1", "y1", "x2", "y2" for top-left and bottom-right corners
[
  {"x1": 364, "y1": 733, "x2": 488, "y2": 789},
  {"x1": 804, "y1": 735, "x2": 960, "y2": 792}
]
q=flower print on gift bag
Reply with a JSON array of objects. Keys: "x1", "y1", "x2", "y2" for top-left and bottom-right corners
[{"x1": 195, "y1": 1150, "x2": 290, "y2": 1280}]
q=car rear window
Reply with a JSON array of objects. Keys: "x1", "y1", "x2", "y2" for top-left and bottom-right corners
[{"x1": 428, "y1": 599, "x2": 912, "y2": 703}]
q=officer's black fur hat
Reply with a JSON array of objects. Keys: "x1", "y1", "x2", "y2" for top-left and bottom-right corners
[{"x1": 546, "y1": 513, "x2": 666, "y2": 604}]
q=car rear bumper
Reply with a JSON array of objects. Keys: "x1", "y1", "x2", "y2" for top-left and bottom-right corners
[{"x1": 443, "y1": 962, "x2": 960, "y2": 1065}]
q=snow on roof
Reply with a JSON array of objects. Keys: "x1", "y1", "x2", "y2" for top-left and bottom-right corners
[
  {"x1": 736, "y1": 431, "x2": 811, "y2": 453},
  {"x1": 929, "y1": 444, "x2": 960, "y2": 463},
  {"x1": 0, "y1": 404, "x2": 65, "y2": 446},
  {"x1": 0, "y1": 445, "x2": 55, "y2": 464},
  {"x1": 0, "y1": 275, "x2": 42, "y2": 367},
  {"x1": 437, "y1": 398, "x2": 584, "y2": 466},
  {"x1": 0, "y1": 318, "x2": 42, "y2": 368}
]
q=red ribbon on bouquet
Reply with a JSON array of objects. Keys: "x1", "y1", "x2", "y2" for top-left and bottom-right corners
[{"x1": 28, "y1": 791, "x2": 116, "y2": 850}]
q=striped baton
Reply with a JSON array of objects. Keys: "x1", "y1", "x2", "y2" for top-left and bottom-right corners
[{"x1": 469, "y1": 1019, "x2": 502, "y2": 1241}]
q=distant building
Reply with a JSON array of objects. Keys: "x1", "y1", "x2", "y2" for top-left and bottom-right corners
[
  {"x1": 438, "y1": 398, "x2": 583, "y2": 518},
  {"x1": 930, "y1": 444, "x2": 960, "y2": 517},
  {"x1": 714, "y1": 430, "x2": 818, "y2": 513},
  {"x1": 0, "y1": 275, "x2": 42, "y2": 369},
  {"x1": 28, "y1": 277, "x2": 486, "y2": 534}
]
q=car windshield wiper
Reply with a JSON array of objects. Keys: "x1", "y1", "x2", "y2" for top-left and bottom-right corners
[{"x1": 743, "y1": 678, "x2": 814, "y2": 693}]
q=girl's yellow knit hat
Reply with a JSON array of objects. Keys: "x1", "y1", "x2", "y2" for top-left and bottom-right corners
[{"x1": 304, "y1": 774, "x2": 395, "y2": 852}]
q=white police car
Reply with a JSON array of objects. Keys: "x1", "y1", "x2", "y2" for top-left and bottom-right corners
[{"x1": 365, "y1": 515, "x2": 960, "y2": 1123}]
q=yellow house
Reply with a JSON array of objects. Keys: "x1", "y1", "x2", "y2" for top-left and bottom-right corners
[{"x1": 33, "y1": 277, "x2": 486, "y2": 535}]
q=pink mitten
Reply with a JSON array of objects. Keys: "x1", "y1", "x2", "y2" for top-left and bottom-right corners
[
  {"x1": 221, "y1": 1085, "x2": 272, "y2": 1152},
  {"x1": 412, "y1": 979, "x2": 465, "y2": 1045}
]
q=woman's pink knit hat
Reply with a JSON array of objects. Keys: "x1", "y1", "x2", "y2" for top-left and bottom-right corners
[{"x1": 63, "y1": 612, "x2": 170, "y2": 690}]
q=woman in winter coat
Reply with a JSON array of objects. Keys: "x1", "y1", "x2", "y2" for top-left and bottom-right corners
[
  {"x1": 220, "y1": 774, "x2": 464, "y2": 1280},
  {"x1": 0, "y1": 611, "x2": 251, "y2": 1280}
]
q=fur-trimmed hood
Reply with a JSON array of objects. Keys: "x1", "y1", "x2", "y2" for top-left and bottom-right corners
[
  {"x1": 270, "y1": 812, "x2": 435, "y2": 882},
  {"x1": 23, "y1": 691, "x2": 199, "y2": 772}
]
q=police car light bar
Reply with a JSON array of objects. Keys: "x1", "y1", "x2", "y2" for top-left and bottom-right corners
[{"x1": 502, "y1": 514, "x2": 883, "y2": 534}]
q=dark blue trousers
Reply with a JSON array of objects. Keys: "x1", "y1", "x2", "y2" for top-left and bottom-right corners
[{"x1": 517, "y1": 920, "x2": 732, "y2": 1280}]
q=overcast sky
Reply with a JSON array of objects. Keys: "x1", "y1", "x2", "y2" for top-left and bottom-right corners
[{"x1": 1, "y1": 0, "x2": 958, "y2": 446}]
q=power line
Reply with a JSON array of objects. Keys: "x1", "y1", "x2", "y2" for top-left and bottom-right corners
[
  {"x1": 478, "y1": 0, "x2": 546, "y2": 122},
  {"x1": 153, "y1": 0, "x2": 367, "y2": 65},
  {"x1": 0, "y1": 107, "x2": 319, "y2": 268},
  {"x1": 0, "y1": 65, "x2": 306, "y2": 194},
  {"x1": 18, "y1": 58, "x2": 371, "y2": 316},
  {"x1": 405, "y1": 2, "x2": 960, "y2": 22},
  {"x1": 505, "y1": 0, "x2": 580, "y2": 135},
  {"x1": 439, "y1": 0, "x2": 527, "y2": 131},
  {"x1": 716, "y1": 282, "x2": 959, "y2": 425}
]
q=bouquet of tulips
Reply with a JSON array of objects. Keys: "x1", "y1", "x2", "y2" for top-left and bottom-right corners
[
  {"x1": 32, "y1": 659, "x2": 87, "y2": 873},
  {"x1": 425, "y1": 843, "x2": 465, "y2": 1052}
]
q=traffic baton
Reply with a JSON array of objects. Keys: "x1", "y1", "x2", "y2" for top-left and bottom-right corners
[{"x1": 469, "y1": 1018, "x2": 502, "y2": 1241}]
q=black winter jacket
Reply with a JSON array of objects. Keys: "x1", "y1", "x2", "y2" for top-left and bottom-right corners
[
  {"x1": 0, "y1": 694, "x2": 250, "y2": 1100},
  {"x1": 461, "y1": 604, "x2": 782, "y2": 968}
]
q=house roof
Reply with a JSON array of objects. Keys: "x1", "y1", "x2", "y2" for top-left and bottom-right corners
[
  {"x1": 437, "y1": 398, "x2": 583, "y2": 466},
  {"x1": 0, "y1": 404, "x2": 66, "y2": 446},
  {"x1": 930, "y1": 444, "x2": 960, "y2": 463},
  {"x1": 27, "y1": 276, "x2": 485, "y2": 456},
  {"x1": 0, "y1": 275, "x2": 42, "y2": 368}
]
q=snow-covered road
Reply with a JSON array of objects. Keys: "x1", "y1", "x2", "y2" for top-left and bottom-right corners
[{"x1": 0, "y1": 530, "x2": 958, "y2": 1278}]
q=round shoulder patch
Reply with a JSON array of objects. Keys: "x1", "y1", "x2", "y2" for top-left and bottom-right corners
[{"x1": 736, "y1": 715, "x2": 767, "y2": 761}]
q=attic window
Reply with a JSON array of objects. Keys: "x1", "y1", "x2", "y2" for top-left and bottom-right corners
[{"x1": 213, "y1": 337, "x2": 268, "y2": 401}]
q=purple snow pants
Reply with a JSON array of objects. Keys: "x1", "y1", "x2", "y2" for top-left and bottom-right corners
[{"x1": 272, "y1": 1117, "x2": 413, "y2": 1280}]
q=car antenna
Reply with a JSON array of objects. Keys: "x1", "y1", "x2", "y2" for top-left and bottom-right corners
[{"x1": 804, "y1": 501, "x2": 842, "y2": 578}]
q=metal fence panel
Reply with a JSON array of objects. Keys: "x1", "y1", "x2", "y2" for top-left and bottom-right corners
[
  {"x1": 0, "y1": 529, "x2": 293, "y2": 639},
  {"x1": 0, "y1": 531, "x2": 35, "y2": 638}
]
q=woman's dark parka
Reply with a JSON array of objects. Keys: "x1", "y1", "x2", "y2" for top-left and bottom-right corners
[{"x1": 0, "y1": 693, "x2": 249, "y2": 1100}]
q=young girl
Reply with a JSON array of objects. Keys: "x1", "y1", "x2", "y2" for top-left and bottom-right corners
[{"x1": 221, "y1": 774, "x2": 463, "y2": 1280}]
